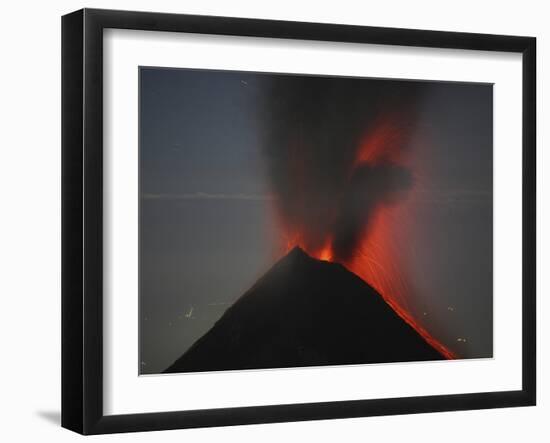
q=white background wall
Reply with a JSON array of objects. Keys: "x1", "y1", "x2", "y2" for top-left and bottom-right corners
[{"x1": 0, "y1": 0, "x2": 546, "y2": 441}]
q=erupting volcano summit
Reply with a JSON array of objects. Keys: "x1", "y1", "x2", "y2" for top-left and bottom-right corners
[{"x1": 164, "y1": 247, "x2": 445, "y2": 373}]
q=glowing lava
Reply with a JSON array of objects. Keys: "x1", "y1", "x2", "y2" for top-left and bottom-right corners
[{"x1": 278, "y1": 113, "x2": 456, "y2": 360}]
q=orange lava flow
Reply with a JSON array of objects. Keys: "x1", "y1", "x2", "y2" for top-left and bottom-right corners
[{"x1": 344, "y1": 207, "x2": 456, "y2": 360}]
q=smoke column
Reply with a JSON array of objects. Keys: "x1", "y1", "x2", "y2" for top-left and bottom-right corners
[{"x1": 261, "y1": 74, "x2": 455, "y2": 359}]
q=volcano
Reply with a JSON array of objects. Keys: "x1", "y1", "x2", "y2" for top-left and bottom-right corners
[{"x1": 164, "y1": 247, "x2": 445, "y2": 373}]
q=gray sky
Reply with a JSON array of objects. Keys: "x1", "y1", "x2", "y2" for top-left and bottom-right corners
[{"x1": 139, "y1": 67, "x2": 492, "y2": 374}]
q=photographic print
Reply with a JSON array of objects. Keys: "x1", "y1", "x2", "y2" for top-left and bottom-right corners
[{"x1": 139, "y1": 67, "x2": 493, "y2": 375}]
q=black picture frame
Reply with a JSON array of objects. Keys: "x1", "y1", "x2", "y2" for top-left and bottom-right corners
[{"x1": 62, "y1": 8, "x2": 536, "y2": 435}]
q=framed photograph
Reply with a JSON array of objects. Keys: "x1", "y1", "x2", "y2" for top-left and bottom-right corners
[{"x1": 61, "y1": 8, "x2": 536, "y2": 435}]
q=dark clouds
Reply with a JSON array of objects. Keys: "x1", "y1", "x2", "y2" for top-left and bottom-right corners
[
  {"x1": 261, "y1": 75, "x2": 422, "y2": 259},
  {"x1": 331, "y1": 162, "x2": 413, "y2": 260}
]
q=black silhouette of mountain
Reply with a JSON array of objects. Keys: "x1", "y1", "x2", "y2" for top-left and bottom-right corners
[{"x1": 164, "y1": 247, "x2": 444, "y2": 373}]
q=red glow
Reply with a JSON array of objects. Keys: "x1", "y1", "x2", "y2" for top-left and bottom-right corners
[
  {"x1": 345, "y1": 206, "x2": 456, "y2": 360},
  {"x1": 277, "y1": 113, "x2": 456, "y2": 360},
  {"x1": 283, "y1": 232, "x2": 333, "y2": 263},
  {"x1": 318, "y1": 246, "x2": 333, "y2": 262},
  {"x1": 355, "y1": 114, "x2": 406, "y2": 166}
]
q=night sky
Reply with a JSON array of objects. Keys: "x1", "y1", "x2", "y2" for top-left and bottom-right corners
[{"x1": 139, "y1": 67, "x2": 493, "y2": 374}]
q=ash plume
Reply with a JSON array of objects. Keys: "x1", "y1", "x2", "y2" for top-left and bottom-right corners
[{"x1": 260, "y1": 74, "x2": 424, "y2": 260}]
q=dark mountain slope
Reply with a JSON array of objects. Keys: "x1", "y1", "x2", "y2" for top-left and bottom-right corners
[{"x1": 164, "y1": 247, "x2": 444, "y2": 373}]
